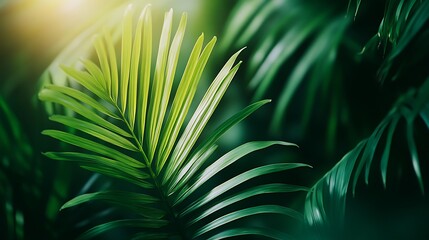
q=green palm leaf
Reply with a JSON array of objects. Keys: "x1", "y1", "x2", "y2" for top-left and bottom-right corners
[
  {"x1": 193, "y1": 205, "x2": 303, "y2": 238},
  {"x1": 77, "y1": 219, "x2": 169, "y2": 240},
  {"x1": 304, "y1": 77, "x2": 429, "y2": 228},
  {"x1": 357, "y1": 0, "x2": 429, "y2": 82},
  {"x1": 356, "y1": 0, "x2": 423, "y2": 50},
  {"x1": 40, "y1": 5, "x2": 309, "y2": 239},
  {"x1": 206, "y1": 227, "x2": 290, "y2": 240},
  {"x1": 221, "y1": 0, "x2": 357, "y2": 156}
]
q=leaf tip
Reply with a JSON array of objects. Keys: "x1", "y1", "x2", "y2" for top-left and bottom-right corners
[
  {"x1": 210, "y1": 36, "x2": 217, "y2": 45},
  {"x1": 139, "y1": 4, "x2": 152, "y2": 19},
  {"x1": 59, "y1": 201, "x2": 72, "y2": 211},
  {"x1": 167, "y1": 8, "x2": 173, "y2": 16},
  {"x1": 125, "y1": 3, "x2": 133, "y2": 12},
  {"x1": 278, "y1": 141, "x2": 299, "y2": 148},
  {"x1": 41, "y1": 130, "x2": 50, "y2": 136}
]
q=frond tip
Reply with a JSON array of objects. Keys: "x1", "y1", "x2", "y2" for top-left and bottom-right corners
[
  {"x1": 304, "y1": 77, "x2": 429, "y2": 229},
  {"x1": 40, "y1": 4, "x2": 308, "y2": 239}
]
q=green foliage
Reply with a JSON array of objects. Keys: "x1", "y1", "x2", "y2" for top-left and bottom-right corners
[
  {"x1": 40, "y1": 5, "x2": 309, "y2": 239},
  {"x1": 0, "y1": 95, "x2": 30, "y2": 239},
  {"x1": 220, "y1": 0, "x2": 362, "y2": 159},
  {"x1": 303, "y1": 0, "x2": 429, "y2": 235},
  {"x1": 359, "y1": 0, "x2": 429, "y2": 82},
  {"x1": 3, "y1": 0, "x2": 429, "y2": 238},
  {"x1": 222, "y1": 0, "x2": 429, "y2": 237},
  {"x1": 1, "y1": 94, "x2": 109, "y2": 239},
  {"x1": 221, "y1": 0, "x2": 355, "y2": 136},
  {"x1": 357, "y1": 0, "x2": 424, "y2": 50},
  {"x1": 304, "y1": 77, "x2": 429, "y2": 230}
]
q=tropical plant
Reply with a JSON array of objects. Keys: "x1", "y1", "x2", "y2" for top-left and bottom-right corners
[
  {"x1": 220, "y1": 0, "x2": 357, "y2": 153},
  {"x1": 369, "y1": 0, "x2": 429, "y2": 82},
  {"x1": 3, "y1": 0, "x2": 429, "y2": 238},
  {"x1": 302, "y1": 0, "x2": 429, "y2": 238},
  {"x1": 221, "y1": 0, "x2": 429, "y2": 238},
  {"x1": 40, "y1": 5, "x2": 309, "y2": 239},
  {"x1": 305, "y1": 76, "x2": 429, "y2": 226}
]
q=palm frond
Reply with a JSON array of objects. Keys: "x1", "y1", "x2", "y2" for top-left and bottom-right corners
[
  {"x1": 206, "y1": 227, "x2": 290, "y2": 240},
  {"x1": 304, "y1": 77, "x2": 429, "y2": 228},
  {"x1": 358, "y1": 0, "x2": 423, "y2": 50},
  {"x1": 346, "y1": 0, "x2": 362, "y2": 19},
  {"x1": 220, "y1": 0, "x2": 356, "y2": 156},
  {"x1": 40, "y1": 5, "x2": 310, "y2": 239},
  {"x1": 358, "y1": 0, "x2": 429, "y2": 82},
  {"x1": 37, "y1": 0, "x2": 178, "y2": 115}
]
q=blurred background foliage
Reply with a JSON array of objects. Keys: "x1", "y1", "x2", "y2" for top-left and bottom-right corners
[{"x1": 1, "y1": 0, "x2": 428, "y2": 239}]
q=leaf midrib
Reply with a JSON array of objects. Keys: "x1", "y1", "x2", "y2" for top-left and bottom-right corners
[{"x1": 110, "y1": 96, "x2": 186, "y2": 238}]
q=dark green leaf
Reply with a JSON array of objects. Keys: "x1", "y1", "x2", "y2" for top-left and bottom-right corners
[
  {"x1": 132, "y1": 232, "x2": 170, "y2": 240},
  {"x1": 194, "y1": 205, "x2": 302, "y2": 238},
  {"x1": 174, "y1": 142, "x2": 299, "y2": 204},
  {"x1": 42, "y1": 130, "x2": 144, "y2": 168},
  {"x1": 207, "y1": 227, "x2": 290, "y2": 240},
  {"x1": 49, "y1": 115, "x2": 138, "y2": 151},
  {"x1": 177, "y1": 162, "x2": 309, "y2": 210},
  {"x1": 77, "y1": 219, "x2": 168, "y2": 240},
  {"x1": 186, "y1": 183, "x2": 308, "y2": 225},
  {"x1": 61, "y1": 191, "x2": 164, "y2": 218}
]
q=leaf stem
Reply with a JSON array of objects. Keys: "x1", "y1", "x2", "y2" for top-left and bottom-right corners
[{"x1": 112, "y1": 100, "x2": 186, "y2": 239}]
